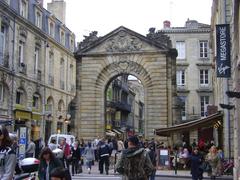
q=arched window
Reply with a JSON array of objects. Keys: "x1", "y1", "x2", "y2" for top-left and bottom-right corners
[
  {"x1": 32, "y1": 93, "x2": 41, "y2": 109},
  {"x1": 46, "y1": 96, "x2": 54, "y2": 115},
  {"x1": 58, "y1": 100, "x2": 64, "y2": 112}
]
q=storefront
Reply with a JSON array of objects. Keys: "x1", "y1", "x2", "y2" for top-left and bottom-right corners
[{"x1": 155, "y1": 111, "x2": 223, "y2": 148}]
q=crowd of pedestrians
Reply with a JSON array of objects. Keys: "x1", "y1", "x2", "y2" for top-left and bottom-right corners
[{"x1": 0, "y1": 124, "x2": 230, "y2": 180}]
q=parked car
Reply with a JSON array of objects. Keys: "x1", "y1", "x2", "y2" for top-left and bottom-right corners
[{"x1": 48, "y1": 134, "x2": 75, "y2": 147}]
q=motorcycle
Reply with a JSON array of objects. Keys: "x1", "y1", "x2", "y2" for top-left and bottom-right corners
[{"x1": 14, "y1": 158, "x2": 40, "y2": 180}]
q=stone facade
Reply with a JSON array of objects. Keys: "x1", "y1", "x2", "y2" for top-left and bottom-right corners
[
  {"x1": 211, "y1": 0, "x2": 239, "y2": 178},
  {"x1": 75, "y1": 27, "x2": 177, "y2": 140},
  {"x1": 160, "y1": 20, "x2": 214, "y2": 146},
  {"x1": 0, "y1": 0, "x2": 75, "y2": 142}
]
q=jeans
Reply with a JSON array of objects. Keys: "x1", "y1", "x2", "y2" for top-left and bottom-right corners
[
  {"x1": 72, "y1": 158, "x2": 79, "y2": 175},
  {"x1": 99, "y1": 155, "x2": 109, "y2": 174}
]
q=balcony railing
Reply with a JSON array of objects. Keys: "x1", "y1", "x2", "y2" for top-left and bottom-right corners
[{"x1": 107, "y1": 100, "x2": 131, "y2": 112}]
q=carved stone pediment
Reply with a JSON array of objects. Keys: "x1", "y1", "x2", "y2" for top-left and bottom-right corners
[{"x1": 105, "y1": 31, "x2": 142, "y2": 52}]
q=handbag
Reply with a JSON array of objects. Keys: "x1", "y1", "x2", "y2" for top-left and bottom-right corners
[{"x1": 200, "y1": 162, "x2": 211, "y2": 173}]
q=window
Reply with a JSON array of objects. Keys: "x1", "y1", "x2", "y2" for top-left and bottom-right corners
[
  {"x1": 0, "y1": 84, "x2": 3, "y2": 102},
  {"x1": 177, "y1": 70, "x2": 185, "y2": 87},
  {"x1": 200, "y1": 69, "x2": 209, "y2": 86},
  {"x1": 48, "y1": 52, "x2": 54, "y2": 85},
  {"x1": 179, "y1": 96, "x2": 186, "y2": 120},
  {"x1": 34, "y1": 47, "x2": 39, "y2": 74},
  {"x1": 20, "y1": 0, "x2": 28, "y2": 18},
  {"x1": 176, "y1": 41, "x2": 186, "y2": 59},
  {"x1": 60, "y1": 59, "x2": 64, "y2": 89},
  {"x1": 199, "y1": 40, "x2": 208, "y2": 58},
  {"x1": 200, "y1": 96, "x2": 209, "y2": 117},
  {"x1": 69, "y1": 64, "x2": 73, "y2": 83},
  {"x1": 16, "y1": 90, "x2": 23, "y2": 104},
  {"x1": 35, "y1": 12, "x2": 41, "y2": 28},
  {"x1": 60, "y1": 31, "x2": 65, "y2": 45},
  {"x1": 0, "y1": 24, "x2": 6, "y2": 65},
  {"x1": 32, "y1": 95, "x2": 39, "y2": 109},
  {"x1": 18, "y1": 41, "x2": 24, "y2": 65},
  {"x1": 49, "y1": 22, "x2": 54, "y2": 37}
]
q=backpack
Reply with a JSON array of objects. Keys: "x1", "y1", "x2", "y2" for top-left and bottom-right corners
[{"x1": 122, "y1": 150, "x2": 149, "y2": 180}]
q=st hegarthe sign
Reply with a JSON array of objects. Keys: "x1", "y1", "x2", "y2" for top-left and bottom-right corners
[{"x1": 216, "y1": 24, "x2": 231, "y2": 78}]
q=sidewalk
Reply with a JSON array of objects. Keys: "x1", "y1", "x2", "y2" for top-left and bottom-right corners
[
  {"x1": 80, "y1": 162, "x2": 233, "y2": 179},
  {"x1": 155, "y1": 169, "x2": 233, "y2": 179}
]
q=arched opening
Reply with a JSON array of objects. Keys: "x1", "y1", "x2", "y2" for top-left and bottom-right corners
[
  {"x1": 104, "y1": 73, "x2": 144, "y2": 140},
  {"x1": 57, "y1": 99, "x2": 65, "y2": 133}
]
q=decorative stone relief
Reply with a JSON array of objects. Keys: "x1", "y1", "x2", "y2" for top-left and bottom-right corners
[
  {"x1": 19, "y1": 26, "x2": 28, "y2": 38},
  {"x1": 108, "y1": 58, "x2": 147, "y2": 77},
  {"x1": 105, "y1": 31, "x2": 142, "y2": 52}
]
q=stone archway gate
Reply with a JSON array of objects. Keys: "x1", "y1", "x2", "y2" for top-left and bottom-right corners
[{"x1": 74, "y1": 26, "x2": 177, "y2": 139}]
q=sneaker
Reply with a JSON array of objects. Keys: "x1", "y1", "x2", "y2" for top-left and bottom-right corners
[{"x1": 87, "y1": 168, "x2": 91, "y2": 174}]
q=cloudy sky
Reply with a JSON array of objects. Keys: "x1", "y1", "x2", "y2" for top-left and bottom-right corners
[{"x1": 44, "y1": 0, "x2": 212, "y2": 42}]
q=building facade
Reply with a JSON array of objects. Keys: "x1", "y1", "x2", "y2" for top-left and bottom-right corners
[
  {"x1": 211, "y1": 0, "x2": 238, "y2": 178},
  {"x1": 160, "y1": 20, "x2": 215, "y2": 146},
  {"x1": 0, "y1": 0, "x2": 76, "y2": 143}
]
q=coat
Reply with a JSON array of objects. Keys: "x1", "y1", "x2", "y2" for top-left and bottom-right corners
[
  {"x1": 83, "y1": 147, "x2": 95, "y2": 161},
  {"x1": 115, "y1": 147, "x2": 154, "y2": 180},
  {"x1": 38, "y1": 158, "x2": 63, "y2": 180},
  {"x1": 206, "y1": 152, "x2": 221, "y2": 176},
  {"x1": 190, "y1": 153, "x2": 202, "y2": 179}
]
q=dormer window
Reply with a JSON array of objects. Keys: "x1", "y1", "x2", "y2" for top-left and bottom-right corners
[
  {"x1": 60, "y1": 30, "x2": 65, "y2": 45},
  {"x1": 49, "y1": 22, "x2": 55, "y2": 37},
  {"x1": 20, "y1": 0, "x2": 28, "y2": 18},
  {"x1": 35, "y1": 11, "x2": 42, "y2": 28}
]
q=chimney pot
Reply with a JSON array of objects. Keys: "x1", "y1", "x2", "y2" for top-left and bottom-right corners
[{"x1": 163, "y1": 20, "x2": 171, "y2": 29}]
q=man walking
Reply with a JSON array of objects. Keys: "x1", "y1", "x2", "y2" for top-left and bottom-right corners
[
  {"x1": 98, "y1": 138, "x2": 111, "y2": 175},
  {"x1": 115, "y1": 135, "x2": 155, "y2": 180}
]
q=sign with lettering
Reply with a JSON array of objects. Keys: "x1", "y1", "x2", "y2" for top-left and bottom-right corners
[{"x1": 216, "y1": 24, "x2": 231, "y2": 78}]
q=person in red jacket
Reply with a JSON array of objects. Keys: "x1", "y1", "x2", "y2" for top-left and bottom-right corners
[{"x1": 59, "y1": 138, "x2": 71, "y2": 169}]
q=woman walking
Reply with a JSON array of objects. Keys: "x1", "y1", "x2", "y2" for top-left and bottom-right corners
[
  {"x1": 71, "y1": 142, "x2": 80, "y2": 176},
  {"x1": 206, "y1": 146, "x2": 221, "y2": 180},
  {"x1": 83, "y1": 142, "x2": 95, "y2": 174},
  {"x1": 190, "y1": 148, "x2": 203, "y2": 180},
  {"x1": 0, "y1": 125, "x2": 16, "y2": 179},
  {"x1": 38, "y1": 147, "x2": 63, "y2": 180}
]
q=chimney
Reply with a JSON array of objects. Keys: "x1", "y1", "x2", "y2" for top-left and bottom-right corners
[
  {"x1": 163, "y1": 20, "x2": 171, "y2": 29},
  {"x1": 47, "y1": 0, "x2": 66, "y2": 24}
]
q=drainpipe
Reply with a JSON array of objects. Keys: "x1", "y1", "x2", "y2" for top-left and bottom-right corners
[{"x1": 11, "y1": 16, "x2": 16, "y2": 131}]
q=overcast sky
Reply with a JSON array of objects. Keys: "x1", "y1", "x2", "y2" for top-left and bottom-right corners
[{"x1": 44, "y1": 0, "x2": 212, "y2": 42}]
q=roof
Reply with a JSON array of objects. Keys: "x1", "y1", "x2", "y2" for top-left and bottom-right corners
[
  {"x1": 155, "y1": 111, "x2": 223, "y2": 136},
  {"x1": 75, "y1": 26, "x2": 170, "y2": 55}
]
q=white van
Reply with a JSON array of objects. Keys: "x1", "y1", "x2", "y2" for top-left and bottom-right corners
[{"x1": 48, "y1": 134, "x2": 75, "y2": 147}]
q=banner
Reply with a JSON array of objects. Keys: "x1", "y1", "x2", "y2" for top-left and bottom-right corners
[{"x1": 216, "y1": 24, "x2": 231, "y2": 78}]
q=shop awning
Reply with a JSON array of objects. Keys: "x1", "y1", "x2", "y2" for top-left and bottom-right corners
[
  {"x1": 155, "y1": 111, "x2": 223, "y2": 137},
  {"x1": 112, "y1": 129, "x2": 122, "y2": 134},
  {"x1": 106, "y1": 130, "x2": 116, "y2": 137}
]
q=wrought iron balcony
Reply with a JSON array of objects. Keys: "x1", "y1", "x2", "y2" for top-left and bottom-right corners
[{"x1": 107, "y1": 100, "x2": 131, "y2": 112}]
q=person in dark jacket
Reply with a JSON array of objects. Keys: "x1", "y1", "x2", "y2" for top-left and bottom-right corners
[
  {"x1": 71, "y1": 142, "x2": 80, "y2": 176},
  {"x1": 115, "y1": 136, "x2": 154, "y2": 180},
  {"x1": 190, "y1": 148, "x2": 203, "y2": 180},
  {"x1": 98, "y1": 139, "x2": 111, "y2": 175},
  {"x1": 38, "y1": 147, "x2": 63, "y2": 180},
  {"x1": 148, "y1": 143, "x2": 157, "y2": 180}
]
